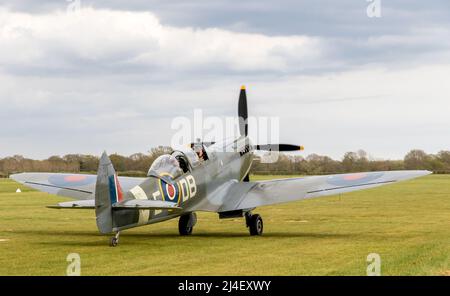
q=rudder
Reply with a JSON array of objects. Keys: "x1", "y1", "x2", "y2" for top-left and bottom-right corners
[{"x1": 95, "y1": 152, "x2": 123, "y2": 234}]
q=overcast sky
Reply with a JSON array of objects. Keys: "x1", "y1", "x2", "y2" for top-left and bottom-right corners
[{"x1": 0, "y1": 0, "x2": 449, "y2": 160}]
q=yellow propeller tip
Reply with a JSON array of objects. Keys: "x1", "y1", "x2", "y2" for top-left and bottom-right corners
[
  {"x1": 299, "y1": 146, "x2": 305, "y2": 151},
  {"x1": 241, "y1": 85, "x2": 246, "y2": 90}
]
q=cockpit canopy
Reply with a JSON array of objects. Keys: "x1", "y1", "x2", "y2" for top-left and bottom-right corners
[
  {"x1": 173, "y1": 149, "x2": 201, "y2": 168},
  {"x1": 147, "y1": 154, "x2": 183, "y2": 179}
]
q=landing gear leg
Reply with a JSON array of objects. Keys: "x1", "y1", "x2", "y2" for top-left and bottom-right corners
[
  {"x1": 245, "y1": 212, "x2": 263, "y2": 236},
  {"x1": 110, "y1": 231, "x2": 120, "y2": 247}
]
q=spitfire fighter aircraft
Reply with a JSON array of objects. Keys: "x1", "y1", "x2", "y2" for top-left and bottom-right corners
[{"x1": 11, "y1": 86, "x2": 431, "y2": 246}]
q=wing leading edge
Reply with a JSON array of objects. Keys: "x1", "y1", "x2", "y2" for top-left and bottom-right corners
[{"x1": 219, "y1": 170, "x2": 431, "y2": 212}]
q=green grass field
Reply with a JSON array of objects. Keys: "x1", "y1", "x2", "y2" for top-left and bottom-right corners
[{"x1": 0, "y1": 175, "x2": 449, "y2": 275}]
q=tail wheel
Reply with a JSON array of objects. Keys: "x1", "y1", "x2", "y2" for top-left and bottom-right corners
[
  {"x1": 110, "y1": 237, "x2": 118, "y2": 247},
  {"x1": 109, "y1": 232, "x2": 120, "y2": 247},
  {"x1": 248, "y1": 214, "x2": 263, "y2": 236},
  {"x1": 179, "y1": 213, "x2": 197, "y2": 236}
]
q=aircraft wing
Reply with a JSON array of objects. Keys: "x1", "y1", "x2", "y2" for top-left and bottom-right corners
[
  {"x1": 10, "y1": 173, "x2": 145, "y2": 200},
  {"x1": 219, "y1": 170, "x2": 431, "y2": 212}
]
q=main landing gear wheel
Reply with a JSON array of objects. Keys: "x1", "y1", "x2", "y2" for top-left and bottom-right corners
[
  {"x1": 110, "y1": 232, "x2": 120, "y2": 247},
  {"x1": 246, "y1": 213, "x2": 263, "y2": 236},
  {"x1": 179, "y1": 212, "x2": 197, "y2": 236}
]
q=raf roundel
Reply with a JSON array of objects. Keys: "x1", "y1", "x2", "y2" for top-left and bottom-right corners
[
  {"x1": 48, "y1": 174, "x2": 96, "y2": 187},
  {"x1": 160, "y1": 179, "x2": 181, "y2": 204},
  {"x1": 326, "y1": 172, "x2": 384, "y2": 187}
]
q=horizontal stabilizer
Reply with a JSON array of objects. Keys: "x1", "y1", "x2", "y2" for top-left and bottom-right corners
[
  {"x1": 47, "y1": 199, "x2": 95, "y2": 209},
  {"x1": 47, "y1": 198, "x2": 181, "y2": 210},
  {"x1": 112, "y1": 199, "x2": 181, "y2": 210}
]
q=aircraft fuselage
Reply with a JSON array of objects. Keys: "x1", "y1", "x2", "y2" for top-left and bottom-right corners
[{"x1": 111, "y1": 136, "x2": 254, "y2": 232}]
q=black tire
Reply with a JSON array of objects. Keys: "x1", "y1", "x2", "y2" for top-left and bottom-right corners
[
  {"x1": 179, "y1": 214, "x2": 194, "y2": 236},
  {"x1": 110, "y1": 237, "x2": 118, "y2": 247},
  {"x1": 249, "y1": 214, "x2": 263, "y2": 236},
  {"x1": 242, "y1": 173, "x2": 250, "y2": 182}
]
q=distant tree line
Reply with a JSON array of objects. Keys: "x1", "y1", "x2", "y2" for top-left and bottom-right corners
[
  {"x1": 253, "y1": 149, "x2": 450, "y2": 175},
  {"x1": 0, "y1": 146, "x2": 172, "y2": 178},
  {"x1": 1, "y1": 148, "x2": 449, "y2": 178}
]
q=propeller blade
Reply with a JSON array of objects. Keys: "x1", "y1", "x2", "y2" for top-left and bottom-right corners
[
  {"x1": 238, "y1": 85, "x2": 248, "y2": 137},
  {"x1": 255, "y1": 144, "x2": 304, "y2": 151},
  {"x1": 189, "y1": 141, "x2": 216, "y2": 148}
]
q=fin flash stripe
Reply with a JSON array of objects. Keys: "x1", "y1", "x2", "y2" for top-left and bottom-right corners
[{"x1": 108, "y1": 174, "x2": 124, "y2": 204}]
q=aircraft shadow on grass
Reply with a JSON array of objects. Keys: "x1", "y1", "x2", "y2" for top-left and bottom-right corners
[{"x1": 14, "y1": 229, "x2": 357, "y2": 247}]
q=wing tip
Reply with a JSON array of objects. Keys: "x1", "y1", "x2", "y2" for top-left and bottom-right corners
[
  {"x1": 9, "y1": 173, "x2": 25, "y2": 182},
  {"x1": 411, "y1": 170, "x2": 432, "y2": 176}
]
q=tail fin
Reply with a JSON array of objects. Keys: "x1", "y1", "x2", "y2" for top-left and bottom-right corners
[
  {"x1": 238, "y1": 85, "x2": 248, "y2": 137},
  {"x1": 95, "y1": 152, "x2": 123, "y2": 234}
]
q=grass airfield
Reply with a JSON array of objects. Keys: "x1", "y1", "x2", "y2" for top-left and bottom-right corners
[{"x1": 0, "y1": 174, "x2": 449, "y2": 276}]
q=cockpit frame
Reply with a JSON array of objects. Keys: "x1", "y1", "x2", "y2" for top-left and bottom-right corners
[
  {"x1": 147, "y1": 154, "x2": 184, "y2": 181},
  {"x1": 146, "y1": 146, "x2": 208, "y2": 184},
  {"x1": 171, "y1": 148, "x2": 202, "y2": 170}
]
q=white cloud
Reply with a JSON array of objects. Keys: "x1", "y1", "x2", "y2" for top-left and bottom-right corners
[
  {"x1": 0, "y1": 7, "x2": 325, "y2": 74},
  {"x1": 0, "y1": 6, "x2": 449, "y2": 160}
]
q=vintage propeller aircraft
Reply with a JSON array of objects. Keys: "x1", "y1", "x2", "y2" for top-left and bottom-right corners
[{"x1": 11, "y1": 86, "x2": 431, "y2": 246}]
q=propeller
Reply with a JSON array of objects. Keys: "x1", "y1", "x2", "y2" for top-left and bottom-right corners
[
  {"x1": 238, "y1": 86, "x2": 304, "y2": 152},
  {"x1": 238, "y1": 85, "x2": 248, "y2": 137},
  {"x1": 254, "y1": 144, "x2": 304, "y2": 152},
  {"x1": 189, "y1": 141, "x2": 216, "y2": 149}
]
